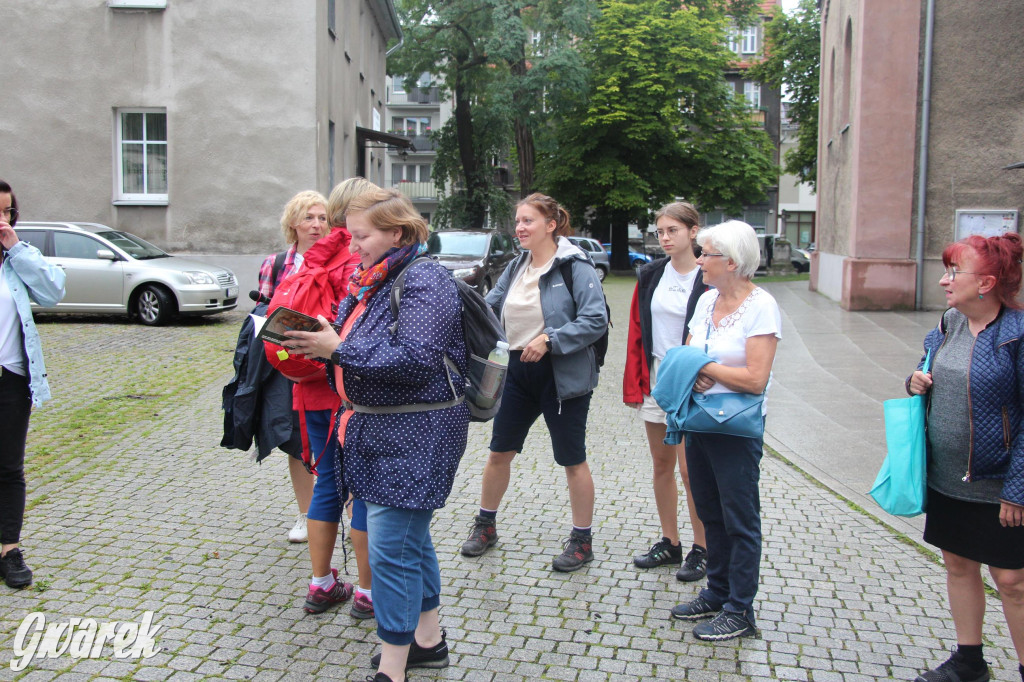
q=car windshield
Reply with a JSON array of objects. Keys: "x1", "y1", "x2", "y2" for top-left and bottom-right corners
[
  {"x1": 95, "y1": 230, "x2": 169, "y2": 260},
  {"x1": 427, "y1": 232, "x2": 488, "y2": 258}
]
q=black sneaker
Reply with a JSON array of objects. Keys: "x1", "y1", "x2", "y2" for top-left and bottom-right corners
[
  {"x1": 675, "y1": 544, "x2": 707, "y2": 582},
  {"x1": 460, "y1": 515, "x2": 498, "y2": 557},
  {"x1": 633, "y1": 537, "x2": 683, "y2": 568},
  {"x1": 0, "y1": 548, "x2": 33, "y2": 589},
  {"x1": 371, "y1": 629, "x2": 449, "y2": 670},
  {"x1": 692, "y1": 610, "x2": 757, "y2": 641},
  {"x1": 915, "y1": 647, "x2": 990, "y2": 682},
  {"x1": 670, "y1": 595, "x2": 720, "y2": 621},
  {"x1": 552, "y1": 531, "x2": 594, "y2": 572}
]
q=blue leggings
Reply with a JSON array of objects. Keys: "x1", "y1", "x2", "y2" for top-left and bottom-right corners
[{"x1": 305, "y1": 410, "x2": 342, "y2": 523}]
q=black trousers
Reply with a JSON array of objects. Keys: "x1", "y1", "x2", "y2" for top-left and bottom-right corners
[{"x1": 0, "y1": 368, "x2": 32, "y2": 546}]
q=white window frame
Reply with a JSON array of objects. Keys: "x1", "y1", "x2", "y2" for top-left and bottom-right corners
[
  {"x1": 392, "y1": 75, "x2": 406, "y2": 94},
  {"x1": 107, "y1": 0, "x2": 166, "y2": 7},
  {"x1": 741, "y1": 26, "x2": 758, "y2": 54},
  {"x1": 114, "y1": 108, "x2": 168, "y2": 205},
  {"x1": 726, "y1": 26, "x2": 740, "y2": 55},
  {"x1": 392, "y1": 163, "x2": 431, "y2": 184},
  {"x1": 744, "y1": 82, "x2": 761, "y2": 109}
]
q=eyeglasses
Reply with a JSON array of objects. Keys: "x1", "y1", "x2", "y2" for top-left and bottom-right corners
[
  {"x1": 654, "y1": 227, "x2": 683, "y2": 238},
  {"x1": 1, "y1": 207, "x2": 18, "y2": 221},
  {"x1": 701, "y1": 252, "x2": 726, "y2": 258},
  {"x1": 943, "y1": 267, "x2": 977, "y2": 282}
]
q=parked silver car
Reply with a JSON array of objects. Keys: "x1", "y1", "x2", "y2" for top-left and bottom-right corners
[
  {"x1": 16, "y1": 222, "x2": 238, "y2": 325},
  {"x1": 566, "y1": 236, "x2": 610, "y2": 280}
]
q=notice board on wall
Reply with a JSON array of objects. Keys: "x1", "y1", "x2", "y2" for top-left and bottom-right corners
[{"x1": 955, "y1": 210, "x2": 1018, "y2": 240}]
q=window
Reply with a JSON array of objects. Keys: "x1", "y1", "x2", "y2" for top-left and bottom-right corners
[
  {"x1": 327, "y1": 0, "x2": 336, "y2": 38},
  {"x1": 115, "y1": 109, "x2": 168, "y2": 203},
  {"x1": 108, "y1": 0, "x2": 166, "y2": 8},
  {"x1": 392, "y1": 76, "x2": 406, "y2": 94},
  {"x1": 741, "y1": 26, "x2": 758, "y2": 54},
  {"x1": 54, "y1": 233, "x2": 107, "y2": 260},
  {"x1": 726, "y1": 26, "x2": 740, "y2": 55},
  {"x1": 17, "y1": 230, "x2": 48, "y2": 254},
  {"x1": 391, "y1": 117, "x2": 430, "y2": 136},
  {"x1": 392, "y1": 163, "x2": 431, "y2": 185},
  {"x1": 744, "y1": 82, "x2": 761, "y2": 109}
]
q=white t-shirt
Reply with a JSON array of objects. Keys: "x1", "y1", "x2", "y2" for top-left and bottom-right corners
[
  {"x1": 503, "y1": 257, "x2": 554, "y2": 350},
  {"x1": 650, "y1": 264, "x2": 698, "y2": 360},
  {"x1": 687, "y1": 287, "x2": 781, "y2": 398},
  {"x1": 0, "y1": 261, "x2": 27, "y2": 376}
]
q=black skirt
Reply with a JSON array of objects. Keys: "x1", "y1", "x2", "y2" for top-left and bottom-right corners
[{"x1": 923, "y1": 487, "x2": 1024, "y2": 569}]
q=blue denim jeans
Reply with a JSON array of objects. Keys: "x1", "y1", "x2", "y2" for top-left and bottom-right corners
[
  {"x1": 685, "y1": 430, "x2": 763, "y2": 620},
  {"x1": 365, "y1": 502, "x2": 441, "y2": 644},
  {"x1": 304, "y1": 409, "x2": 342, "y2": 523}
]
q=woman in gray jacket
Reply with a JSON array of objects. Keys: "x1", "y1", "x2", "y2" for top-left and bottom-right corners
[{"x1": 460, "y1": 193, "x2": 608, "y2": 572}]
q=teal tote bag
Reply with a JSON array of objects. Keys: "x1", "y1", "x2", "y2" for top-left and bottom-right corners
[{"x1": 869, "y1": 350, "x2": 932, "y2": 517}]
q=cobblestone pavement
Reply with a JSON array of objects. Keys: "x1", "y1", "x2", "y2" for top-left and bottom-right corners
[{"x1": 0, "y1": 274, "x2": 1018, "y2": 681}]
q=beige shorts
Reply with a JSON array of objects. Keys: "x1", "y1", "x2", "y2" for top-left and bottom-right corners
[{"x1": 636, "y1": 356, "x2": 667, "y2": 424}]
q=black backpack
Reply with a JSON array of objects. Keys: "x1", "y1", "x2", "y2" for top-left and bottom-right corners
[
  {"x1": 559, "y1": 260, "x2": 611, "y2": 367},
  {"x1": 390, "y1": 257, "x2": 508, "y2": 421}
]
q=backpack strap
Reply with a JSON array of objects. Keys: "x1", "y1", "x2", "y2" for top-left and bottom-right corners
[{"x1": 268, "y1": 249, "x2": 288, "y2": 297}]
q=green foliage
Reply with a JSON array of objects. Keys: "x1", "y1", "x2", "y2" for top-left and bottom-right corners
[
  {"x1": 538, "y1": 0, "x2": 778, "y2": 223},
  {"x1": 748, "y1": 0, "x2": 820, "y2": 188}
]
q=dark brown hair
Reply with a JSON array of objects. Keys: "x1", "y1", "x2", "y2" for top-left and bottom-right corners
[{"x1": 0, "y1": 180, "x2": 18, "y2": 226}]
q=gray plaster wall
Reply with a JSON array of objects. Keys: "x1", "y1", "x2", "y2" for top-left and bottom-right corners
[
  {"x1": 2, "y1": 1, "x2": 393, "y2": 255},
  {"x1": 914, "y1": 0, "x2": 1024, "y2": 309}
]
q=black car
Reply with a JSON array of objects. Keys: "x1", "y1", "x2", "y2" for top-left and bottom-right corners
[{"x1": 427, "y1": 230, "x2": 518, "y2": 295}]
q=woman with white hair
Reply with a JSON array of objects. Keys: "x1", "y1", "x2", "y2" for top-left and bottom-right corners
[{"x1": 669, "y1": 220, "x2": 781, "y2": 642}]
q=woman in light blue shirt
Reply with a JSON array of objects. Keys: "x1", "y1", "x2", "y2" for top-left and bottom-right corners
[{"x1": 0, "y1": 180, "x2": 66, "y2": 590}]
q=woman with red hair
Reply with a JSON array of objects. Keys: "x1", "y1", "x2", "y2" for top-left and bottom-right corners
[{"x1": 908, "y1": 232, "x2": 1024, "y2": 682}]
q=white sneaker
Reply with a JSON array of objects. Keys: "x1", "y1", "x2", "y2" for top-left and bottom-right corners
[{"x1": 288, "y1": 514, "x2": 308, "y2": 543}]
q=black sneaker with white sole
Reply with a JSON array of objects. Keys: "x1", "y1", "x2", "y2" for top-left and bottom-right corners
[
  {"x1": 670, "y1": 595, "x2": 720, "y2": 621},
  {"x1": 675, "y1": 544, "x2": 707, "y2": 582},
  {"x1": 633, "y1": 537, "x2": 683, "y2": 568},
  {"x1": 692, "y1": 610, "x2": 757, "y2": 641}
]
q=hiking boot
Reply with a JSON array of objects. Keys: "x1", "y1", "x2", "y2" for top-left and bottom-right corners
[
  {"x1": 303, "y1": 570, "x2": 354, "y2": 614},
  {"x1": 371, "y1": 629, "x2": 449, "y2": 669},
  {"x1": 670, "y1": 595, "x2": 720, "y2": 621},
  {"x1": 692, "y1": 610, "x2": 757, "y2": 641},
  {"x1": 675, "y1": 544, "x2": 708, "y2": 582},
  {"x1": 288, "y1": 513, "x2": 308, "y2": 543},
  {"x1": 350, "y1": 592, "x2": 374, "y2": 620},
  {"x1": 0, "y1": 548, "x2": 32, "y2": 589},
  {"x1": 633, "y1": 537, "x2": 683, "y2": 568},
  {"x1": 552, "y1": 531, "x2": 594, "y2": 572},
  {"x1": 460, "y1": 515, "x2": 497, "y2": 557},
  {"x1": 915, "y1": 647, "x2": 990, "y2": 682}
]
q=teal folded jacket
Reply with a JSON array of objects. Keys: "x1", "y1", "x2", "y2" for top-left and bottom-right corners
[{"x1": 650, "y1": 345, "x2": 714, "y2": 445}]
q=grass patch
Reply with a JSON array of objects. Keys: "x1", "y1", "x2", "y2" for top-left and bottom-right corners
[{"x1": 754, "y1": 272, "x2": 810, "y2": 283}]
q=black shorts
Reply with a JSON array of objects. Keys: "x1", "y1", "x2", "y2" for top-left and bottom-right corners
[
  {"x1": 923, "y1": 487, "x2": 1024, "y2": 569},
  {"x1": 488, "y1": 351, "x2": 591, "y2": 467}
]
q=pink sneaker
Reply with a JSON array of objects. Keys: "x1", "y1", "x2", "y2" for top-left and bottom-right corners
[
  {"x1": 350, "y1": 591, "x2": 374, "y2": 620},
  {"x1": 303, "y1": 569, "x2": 354, "y2": 614}
]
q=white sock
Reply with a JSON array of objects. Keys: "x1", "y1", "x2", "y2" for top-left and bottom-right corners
[
  {"x1": 311, "y1": 573, "x2": 335, "y2": 590},
  {"x1": 356, "y1": 587, "x2": 371, "y2": 599}
]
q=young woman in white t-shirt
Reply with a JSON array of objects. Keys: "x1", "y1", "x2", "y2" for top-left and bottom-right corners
[
  {"x1": 623, "y1": 202, "x2": 709, "y2": 581},
  {"x1": 669, "y1": 220, "x2": 781, "y2": 643}
]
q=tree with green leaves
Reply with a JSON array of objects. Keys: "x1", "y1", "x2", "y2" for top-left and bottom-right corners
[
  {"x1": 748, "y1": 0, "x2": 820, "y2": 188},
  {"x1": 537, "y1": 0, "x2": 777, "y2": 268},
  {"x1": 390, "y1": 0, "x2": 594, "y2": 228}
]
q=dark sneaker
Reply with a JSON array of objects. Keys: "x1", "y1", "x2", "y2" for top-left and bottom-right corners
[
  {"x1": 692, "y1": 610, "x2": 757, "y2": 641},
  {"x1": 670, "y1": 595, "x2": 720, "y2": 621},
  {"x1": 633, "y1": 537, "x2": 683, "y2": 568},
  {"x1": 364, "y1": 674, "x2": 395, "y2": 682},
  {"x1": 0, "y1": 548, "x2": 33, "y2": 589},
  {"x1": 460, "y1": 515, "x2": 498, "y2": 557},
  {"x1": 350, "y1": 592, "x2": 374, "y2": 620},
  {"x1": 552, "y1": 531, "x2": 594, "y2": 572},
  {"x1": 675, "y1": 544, "x2": 708, "y2": 582},
  {"x1": 371, "y1": 629, "x2": 449, "y2": 669},
  {"x1": 915, "y1": 647, "x2": 990, "y2": 682},
  {"x1": 303, "y1": 570, "x2": 354, "y2": 614}
]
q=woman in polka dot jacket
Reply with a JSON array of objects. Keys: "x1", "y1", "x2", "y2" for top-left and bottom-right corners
[{"x1": 285, "y1": 187, "x2": 469, "y2": 682}]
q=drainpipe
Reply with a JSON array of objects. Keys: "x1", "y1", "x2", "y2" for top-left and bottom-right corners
[
  {"x1": 386, "y1": 34, "x2": 404, "y2": 58},
  {"x1": 914, "y1": 0, "x2": 936, "y2": 310}
]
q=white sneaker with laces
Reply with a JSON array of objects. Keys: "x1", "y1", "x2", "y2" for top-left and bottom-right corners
[{"x1": 288, "y1": 513, "x2": 308, "y2": 543}]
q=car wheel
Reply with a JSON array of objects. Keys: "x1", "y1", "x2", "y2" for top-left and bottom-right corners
[
  {"x1": 134, "y1": 285, "x2": 175, "y2": 326},
  {"x1": 596, "y1": 266, "x2": 608, "y2": 282},
  {"x1": 479, "y1": 278, "x2": 491, "y2": 297}
]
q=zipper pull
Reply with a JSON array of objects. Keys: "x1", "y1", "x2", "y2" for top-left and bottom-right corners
[{"x1": 962, "y1": 471, "x2": 971, "y2": 482}]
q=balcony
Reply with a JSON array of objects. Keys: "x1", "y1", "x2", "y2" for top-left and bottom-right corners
[
  {"x1": 386, "y1": 132, "x2": 438, "y2": 152},
  {"x1": 394, "y1": 181, "x2": 438, "y2": 200},
  {"x1": 748, "y1": 107, "x2": 768, "y2": 125},
  {"x1": 390, "y1": 87, "x2": 441, "y2": 105}
]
